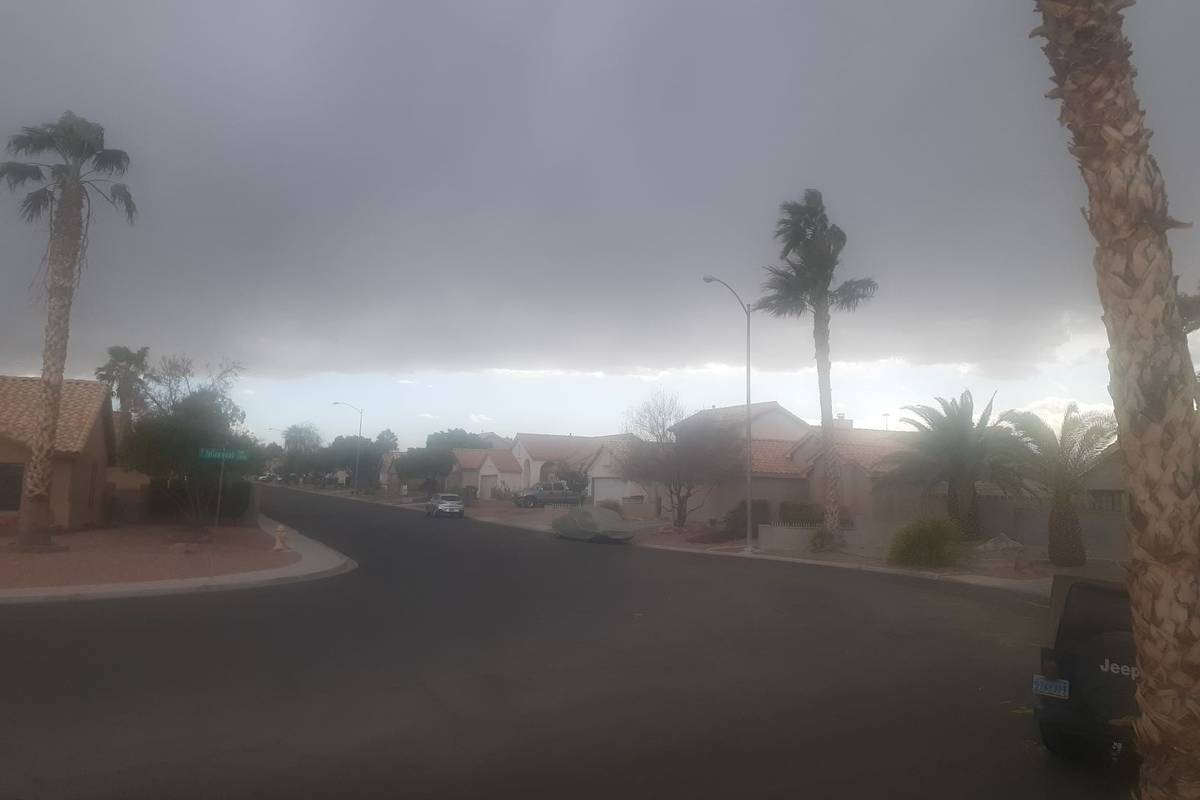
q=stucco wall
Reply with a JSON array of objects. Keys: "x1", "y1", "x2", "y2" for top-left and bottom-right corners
[
  {"x1": 0, "y1": 436, "x2": 96, "y2": 529},
  {"x1": 688, "y1": 476, "x2": 809, "y2": 527}
]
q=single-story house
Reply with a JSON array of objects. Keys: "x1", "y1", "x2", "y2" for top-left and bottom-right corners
[
  {"x1": 445, "y1": 448, "x2": 523, "y2": 499},
  {"x1": 0, "y1": 376, "x2": 115, "y2": 531},
  {"x1": 674, "y1": 401, "x2": 1132, "y2": 560},
  {"x1": 582, "y1": 439, "x2": 662, "y2": 517},
  {"x1": 510, "y1": 432, "x2": 637, "y2": 489}
]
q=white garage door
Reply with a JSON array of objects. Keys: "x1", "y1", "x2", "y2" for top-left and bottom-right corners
[
  {"x1": 592, "y1": 477, "x2": 626, "y2": 504},
  {"x1": 479, "y1": 474, "x2": 498, "y2": 500}
]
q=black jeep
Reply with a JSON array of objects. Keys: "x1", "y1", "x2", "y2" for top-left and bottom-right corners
[{"x1": 1033, "y1": 576, "x2": 1138, "y2": 760}]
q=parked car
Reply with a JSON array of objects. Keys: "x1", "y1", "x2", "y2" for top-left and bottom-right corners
[
  {"x1": 1033, "y1": 576, "x2": 1136, "y2": 761},
  {"x1": 513, "y1": 481, "x2": 582, "y2": 508},
  {"x1": 425, "y1": 493, "x2": 465, "y2": 518}
]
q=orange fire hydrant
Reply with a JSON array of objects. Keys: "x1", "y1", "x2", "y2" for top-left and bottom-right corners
[{"x1": 273, "y1": 525, "x2": 289, "y2": 551}]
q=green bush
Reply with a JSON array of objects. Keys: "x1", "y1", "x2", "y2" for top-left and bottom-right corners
[
  {"x1": 888, "y1": 518, "x2": 963, "y2": 568},
  {"x1": 597, "y1": 499, "x2": 623, "y2": 517},
  {"x1": 723, "y1": 499, "x2": 770, "y2": 536}
]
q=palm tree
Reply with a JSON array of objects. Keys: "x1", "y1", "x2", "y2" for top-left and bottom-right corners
[
  {"x1": 0, "y1": 111, "x2": 136, "y2": 550},
  {"x1": 1034, "y1": 2, "x2": 1200, "y2": 789},
  {"x1": 95, "y1": 345, "x2": 151, "y2": 417},
  {"x1": 756, "y1": 190, "x2": 876, "y2": 538},
  {"x1": 1002, "y1": 405, "x2": 1117, "y2": 567},
  {"x1": 882, "y1": 390, "x2": 1024, "y2": 538}
]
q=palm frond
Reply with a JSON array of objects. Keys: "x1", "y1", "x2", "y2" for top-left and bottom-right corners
[
  {"x1": 7, "y1": 124, "x2": 58, "y2": 157},
  {"x1": 1001, "y1": 410, "x2": 1059, "y2": 457},
  {"x1": 774, "y1": 190, "x2": 828, "y2": 259},
  {"x1": 754, "y1": 263, "x2": 815, "y2": 317},
  {"x1": 91, "y1": 149, "x2": 130, "y2": 175},
  {"x1": 0, "y1": 161, "x2": 44, "y2": 190},
  {"x1": 976, "y1": 391, "x2": 996, "y2": 429},
  {"x1": 108, "y1": 183, "x2": 137, "y2": 223},
  {"x1": 830, "y1": 277, "x2": 878, "y2": 311},
  {"x1": 19, "y1": 186, "x2": 54, "y2": 222},
  {"x1": 55, "y1": 111, "x2": 105, "y2": 161}
]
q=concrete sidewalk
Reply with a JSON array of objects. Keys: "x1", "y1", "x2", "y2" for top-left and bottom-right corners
[
  {"x1": 637, "y1": 537, "x2": 1055, "y2": 599},
  {"x1": 0, "y1": 515, "x2": 355, "y2": 605}
]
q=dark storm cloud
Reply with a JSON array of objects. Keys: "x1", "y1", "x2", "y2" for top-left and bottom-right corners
[{"x1": 2, "y1": 0, "x2": 1198, "y2": 379}]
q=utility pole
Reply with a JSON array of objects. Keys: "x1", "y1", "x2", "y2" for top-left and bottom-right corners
[{"x1": 703, "y1": 275, "x2": 754, "y2": 552}]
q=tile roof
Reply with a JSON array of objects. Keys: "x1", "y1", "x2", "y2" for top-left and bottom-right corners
[
  {"x1": 790, "y1": 428, "x2": 915, "y2": 476},
  {"x1": 451, "y1": 448, "x2": 492, "y2": 470},
  {"x1": 514, "y1": 432, "x2": 637, "y2": 465},
  {"x1": 751, "y1": 439, "x2": 809, "y2": 477},
  {"x1": 0, "y1": 376, "x2": 112, "y2": 456},
  {"x1": 452, "y1": 448, "x2": 524, "y2": 473},
  {"x1": 671, "y1": 401, "x2": 808, "y2": 433},
  {"x1": 482, "y1": 449, "x2": 522, "y2": 474}
]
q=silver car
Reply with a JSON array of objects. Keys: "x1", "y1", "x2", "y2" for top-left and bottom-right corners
[{"x1": 425, "y1": 493, "x2": 465, "y2": 518}]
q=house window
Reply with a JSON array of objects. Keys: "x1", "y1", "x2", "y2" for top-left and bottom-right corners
[
  {"x1": 0, "y1": 464, "x2": 23, "y2": 512},
  {"x1": 1089, "y1": 490, "x2": 1125, "y2": 513}
]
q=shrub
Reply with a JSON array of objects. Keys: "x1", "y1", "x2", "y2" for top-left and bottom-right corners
[
  {"x1": 779, "y1": 501, "x2": 855, "y2": 528},
  {"x1": 723, "y1": 499, "x2": 770, "y2": 536},
  {"x1": 597, "y1": 499, "x2": 623, "y2": 517},
  {"x1": 779, "y1": 501, "x2": 823, "y2": 525},
  {"x1": 888, "y1": 518, "x2": 963, "y2": 568}
]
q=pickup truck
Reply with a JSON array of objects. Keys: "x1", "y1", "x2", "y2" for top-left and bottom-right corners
[
  {"x1": 1033, "y1": 576, "x2": 1137, "y2": 761},
  {"x1": 513, "y1": 481, "x2": 583, "y2": 508}
]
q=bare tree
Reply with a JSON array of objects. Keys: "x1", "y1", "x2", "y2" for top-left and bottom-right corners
[
  {"x1": 618, "y1": 425, "x2": 742, "y2": 528},
  {"x1": 624, "y1": 389, "x2": 688, "y2": 444}
]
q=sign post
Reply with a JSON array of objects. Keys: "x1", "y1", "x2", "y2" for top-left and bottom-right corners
[{"x1": 199, "y1": 448, "x2": 249, "y2": 528}]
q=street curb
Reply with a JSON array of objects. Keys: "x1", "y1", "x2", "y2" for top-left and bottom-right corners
[
  {"x1": 0, "y1": 516, "x2": 356, "y2": 606},
  {"x1": 637, "y1": 542, "x2": 1053, "y2": 600},
  {"x1": 266, "y1": 482, "x2": 426, "y2": 511},
  {"x1": 262, "y1": 484, "x2": 1050, "y2": 600}
]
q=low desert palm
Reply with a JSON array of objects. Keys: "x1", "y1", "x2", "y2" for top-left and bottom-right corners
[
  {"x1": 883, "y1": 390, "x2": 1024, "y2": 538},
  {"x1": 755, "y1": 190, "x2": 876, "y2": 539},
  {"x1": 1034, "y1": 2, "x2": 1200, "y2": 790},
  {"x1": 1002, "y1": 405, "x2": 1117, "y2": 567},
  {"x1": 95, "y1": 345, "x2": 151, "y2": 417},
  {"x1": 0, "y1": 111, "x2": 136, "y2": 548}
]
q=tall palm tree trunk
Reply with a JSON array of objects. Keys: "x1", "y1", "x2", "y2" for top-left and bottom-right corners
[
  {"x1": 16, "y1": 182, "x2": 83, "y2": 550},
  {"x1": 1036, "y1": 2, "x2": 1200, "y2": 795},
  {"x1": 813, "y1": 299, "x2": 841, "y2": 539}
]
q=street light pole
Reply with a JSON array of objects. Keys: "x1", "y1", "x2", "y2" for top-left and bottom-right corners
[
  {"x1": 703, "y1": 275, "x2": 754, "y2": 553},
  {"x1": 332, "y1": 401, "x2": 364, "y2": 493}
]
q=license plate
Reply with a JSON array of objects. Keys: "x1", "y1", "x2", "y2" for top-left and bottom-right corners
[{"x1": 1033, "y1": 675, "x2": 1070, "y2": 699}]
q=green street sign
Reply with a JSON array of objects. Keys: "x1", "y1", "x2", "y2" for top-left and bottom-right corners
[{"x1": 199, "y1": 448, "x2": 249, "y2": 462}]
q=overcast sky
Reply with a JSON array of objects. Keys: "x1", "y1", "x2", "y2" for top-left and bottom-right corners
[{"x1": 2, "y1": 1, "x2": 1198, "y2": 448}]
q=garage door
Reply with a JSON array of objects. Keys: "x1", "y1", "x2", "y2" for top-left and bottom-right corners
[
  {"x1": 479, "y1": 474, "x2": 498, "y2": 500},
  {"x1": 592, "y1": 477, "x2": 625, "y2": 504}
]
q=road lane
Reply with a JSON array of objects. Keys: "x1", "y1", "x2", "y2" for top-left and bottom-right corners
[{"x1": 0, "y1": 486, "x2": 1128, "y2": 799}]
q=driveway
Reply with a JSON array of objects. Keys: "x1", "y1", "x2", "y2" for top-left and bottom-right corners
[{"x1": 0, "y1": 486, "x2": 1128, "y2": 799}]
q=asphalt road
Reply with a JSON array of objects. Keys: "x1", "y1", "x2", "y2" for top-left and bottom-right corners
[{"x1": 0, "y1": 487, "x2": 1129, "y2": 799}]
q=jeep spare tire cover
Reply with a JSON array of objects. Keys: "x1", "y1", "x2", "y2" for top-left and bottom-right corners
[{"x1": 1069, "y1": 631, "x2": 1138, "y2": 725}]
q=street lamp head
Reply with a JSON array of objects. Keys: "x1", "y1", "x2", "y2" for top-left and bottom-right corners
[{"x1": 702, "y1": 274, "x2": 716, "y2": 283}]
